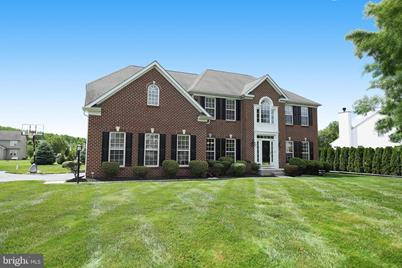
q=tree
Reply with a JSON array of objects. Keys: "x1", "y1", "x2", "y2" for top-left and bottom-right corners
[
  {"x1": 333, "y1": 148, "x2": 340, "y2": 171},
  {"x1": 363, "y1": 148, "x2": 375, "y2": 173},
  {"x1": 347, "y1": 148, "x2": 356, "y2": 172},
  {"x1": 372, "y1": 147, "x2": 384, "y2": 174},
  {"x1": 339, "y1": 147, "x2": 349, "y2": 171},
  {"x1": 319, "y1": 121, "x2": 339, "y2": 148},
  {"x1": 320, "y1": 147, "x2": 327, "y2": 162},
  {"x1": 35, "y1": 141, "x2": 55, "y2": 165},
  {"x1": 46, "y1": 135, "x2": 68, "y2": 155},
  {"x1": 354, "y1": 147, "x2": 364, "y2": 173},
  {"x1": 390, "y1": 147, "x2": 401, "y2": 175},
  {"x1": 381, "y1": 147, "x2": 393, "y2": 175},
  {"x1": 346, "y1": 0, "x2": 402, "y2": 142},
  {"x1": 326, "y1": 147, "x2": 335, "y2": 168}
]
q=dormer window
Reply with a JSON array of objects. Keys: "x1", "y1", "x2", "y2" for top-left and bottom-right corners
[{"x1": 147, "y1": 84, "x2": 159, "y2": 106}]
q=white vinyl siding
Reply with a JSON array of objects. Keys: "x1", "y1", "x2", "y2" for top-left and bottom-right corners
[
  {"x1": 301, "y1": 141, "x2": 310, "y2": 160},
  {"x1": 225, "y1": 138, "x2": 236, "y2": 161},
  {"x1": 109, "y1": 132, "x2": 126, "y2": 167},
  {"x1": 144, "y1": 133, "x2": 159, "y2": 167},
  {"x1": 177, "y1": 135, "x2": 190, "y2": 166},
  {"x1": 301, "y1": 106, "x2": 309, "y2": 126},
  {"x1": 285, "y1": 105, "x2": 293, "y2": 125},
  {"x1": 205, "y1": 97, "x2": 216, "y2": 119},
  {"x1": 225, "y1": 99, "x2": 236, "y2": 121},
  {"x1": 147, "y1": 84, "x2": 160, "y2": 106},
  {"x1": 206, "y1": 138, "x2": 215, "y2": 161},
  {"x1": 10, "y1": 140, "x2": 18, "y2": 147}
]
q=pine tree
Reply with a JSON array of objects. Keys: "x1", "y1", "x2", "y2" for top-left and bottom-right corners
[
  {"x1": 381, "y1": 147, "x2": 393, "y2": 175},
  {"x1": 353, "y1": 147, "x2": 364, "y2": 173},
  {"x1": 363, "y1": 148, "x2": 374, "y2": 174},
  {"x1": 339, "y1": 147, "x2": 349, "y2": 171},
  {"x1": 390, "y1": 147, "x2": 401, "y2": 175},
  {"x1": 326, "y1": 147, "x2": 335, "y2": 169},
  {"x1": 320, "y1": 148, "x2": 327, "y2": 162},
  {"x1": 347, "y1": 148, "x2": 356, "y2": 172},
  {"x1": 372, "y1": 148, "x2": 383, "y2": 174},
  {"x1": 35, "y1": 141, "x2": 56, "y2": 165},
  {"x1": 333, "y1": 148, "x2": 340, "y2": 171}
]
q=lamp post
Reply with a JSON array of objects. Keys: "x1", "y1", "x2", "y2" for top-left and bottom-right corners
[{"x1": 76, "y1": 144, "x2": 82, "y2": 184}]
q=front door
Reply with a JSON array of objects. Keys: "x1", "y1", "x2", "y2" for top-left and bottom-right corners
[{"x1": 262, "y1": 141, "x2": 271, "y2": 165}]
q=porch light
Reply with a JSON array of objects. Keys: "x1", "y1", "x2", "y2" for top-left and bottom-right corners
[
  {"x1": 208, "y1": 133, "x2": 212, "y2": 138},
  {"x1": 288, "y1": 137, "x2": 292, "y2": 141},
  {"x1": 304, "y1": 137, "x2": 307, "y2": 141},
  {"x1": 229, "y1": 134, "x2": 233, "y2": 139},
  {"x1": 151, "y1": 128, "x2": 154, "y2": 133},
  {"x1": 182, "y1": 129, "x2": 186, "y2": 134},
  {"x1": 115, "y1": 126, "x2": 120, "y2": 132}
]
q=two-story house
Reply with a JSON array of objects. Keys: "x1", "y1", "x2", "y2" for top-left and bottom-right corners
[
  {"x1": 0, "y1": 131, "x2": 27, "y2": 160},
  {"x1": 83, "y1": 61, "x2": 320, "y2": 178}
]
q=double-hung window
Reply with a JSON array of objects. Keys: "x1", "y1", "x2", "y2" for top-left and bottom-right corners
[
  {"x1": 177, "y1": 135, "x2": 190, "y2": 166},
  {"x1": 225, "y1": 99, "x2": 236, "y2": 121},
  {"x1": 285, "y1": 141, "x2": 294, "y2": 162},
  {"x1": 109, "y1": 132, "x2": 126, "y2": 166},
  {"x1": 147, "y1": 84, "x2": 160, "y2": 106},
  {"x1": 205, "y1": 97, "x2": 216, "y2": 119},
  {"x1": 225, "y1": 139, "x2": 236, "y2": 161},
  {"x1": 10, "y1": 140, "x2": 18, "y2": 146},
  {"x1": 206, "y1": 138, "x2": 215, "y2": 161},
  {"x1": 301, "y1": 141, "x2": 310, "y2": 160},
  {"x1": 301, "y1": 107, "x2": 309, "y2": 126},
  {"x1": 144, "y1": 133, "x2": 159, "y2": 166},
  {"x1": 285, "y1": 105, "x2": 293, "y2": 125}
]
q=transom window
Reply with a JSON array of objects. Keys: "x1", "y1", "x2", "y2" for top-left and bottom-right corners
[
  {"x1": 301, "y1": 107, "x2": 309, "y2": 126},
  {"x1": 177, "y1": 135, "x2": 190, "y2": 166},
  {"x1": 147, "y1": 84, "x2": 160, "y2": 106},
  {"x1": 285, "y1": 105, "x2": 293, "y2": 125},
  {"x1": 144, "y1": 133, "x2": 159, "y2": 166},
  {"x1": 109, "y1": 132, "x2": 126, "y2": 166},
  {"x1": 285, "y1": 141, "x2": 294, "y2": 162},
  {"x1": 206, "y1": 138, "x2": 215, "y2": 161},
  {"x1": 225, "y1": 99, "x2": 236, "y2": 121},
  {"x1": 301, "y1": 141, "x2": 310, "y2": 160},
  {"x1": 205, "y1": 97, "x2": 216, "y2": 119},
  {"x1": 225, "y1": 139, "x2": 236, "y2": 161}
]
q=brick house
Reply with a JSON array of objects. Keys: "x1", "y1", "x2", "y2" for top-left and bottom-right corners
[{"x1": 83, "y1": 61, "x2": 320, "y2": 178}]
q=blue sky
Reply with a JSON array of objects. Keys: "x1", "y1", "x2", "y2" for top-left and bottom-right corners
[{"x1": 0, "y1": 0, "x2": 379, "y2": 138}]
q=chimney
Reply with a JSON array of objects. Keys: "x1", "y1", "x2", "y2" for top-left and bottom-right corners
[{"x1": 338, "y1": 108, "x2": 353, "y2": 147}]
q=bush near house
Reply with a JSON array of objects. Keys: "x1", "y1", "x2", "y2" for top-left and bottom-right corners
[
  {"x1": 189, "y1": 160, "x2": 209, "y2": 177},
  {"x1": 284, "y1": 164, "x2": 301, "y2": 177},
  {"x1": 101, "y1": 162, "x2": 119, "y2": 178},
  {"x1": 381, "y1": 147, "x2": 393, "y2": 175},
  {"x1": 326, "y1": 147, "x2": 335, "y2": 169},
  {"x1": 133, "y1": 166, "x2": 149, "y2": 179},
  {"x1": 347, "y1": 148, "x2": 356, "y2": 172},
  {"x1": 353, "y1": 147, "x2": 364, "y2": 173},
  {"x1": 372, "y1": 147, "x2": 383, "y2": 174},
  {"x1": 333, "y1": 148, "x2": 340, "y2": 171},
  {"x1": 162, "y1": 160, "x2": 179, "y2": 178},
  {"x1": 230, "y1": 162, "x2": 246, "y2": 177},
  {"x1": 339, "y1": 147, "x2": 349, "y2": 171},
  {"x1": 363, "y1": 147, "x2": 374, "y2": 174}
]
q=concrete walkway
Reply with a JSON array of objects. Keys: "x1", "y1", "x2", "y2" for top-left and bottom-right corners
[{"x1": 0, "y1": 171, "x2": 85, "y2": 183}]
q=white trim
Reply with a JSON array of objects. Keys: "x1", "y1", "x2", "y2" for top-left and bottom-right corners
[
  {"x1": 243, "y1": 75, "x2": 289, "y2": 99},
  {"x1": 144, "y1": 133, "x2": 160, "y2": 167},
  {"x1": 82, "y1": 107, "x2": 101, "y2": 116},
  {"x1": 108, "y1": 132, "x2": 126, "y2": 167},
  {"x1": 147, "y1": 84, "x2": 160, "y2": 106},
  {"x1": 192, "y1": 93, "x2": 242, "y2": 100},
  {"x1": 177, "y1": 134, "x2": 190, "y2": 167},
  {"x1": 225, "y1": 99, "x2": 236, "y2": 121},
  {"x1": 84, "y1": 61, "x2": 213, "y2": 121},
  {"x1": 225, "y1": 138, "x2": 236, "y2": 161},
  {"x1": 206, "y1": 137, "x2": 216, "y2": 161}
]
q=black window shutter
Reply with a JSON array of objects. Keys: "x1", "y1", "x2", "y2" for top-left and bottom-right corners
[
  {"x1": 236, "y1": 139, "x2": 241, "y2": 161},
  {"x1": 191, "y1": 135, "x2": 196, "y2": 160},
  {"x1": 101, "y1": 132, "x2": 109, "y2": 163},
  {"x1": 236, "y1": 100, "x2": 241, "y2": 121},
  {"x1": 293, "y1": 141, "x2": 301, "y2": 158},
  {"x1": 215, "y1": 138, "x2": 221, "y2": 160},
  {"x1": 171, "y1": 135, "x2": 177, "y2": 160},
  {"x1": 221, "y1": 99, "x2": 226, "y2": 120},
  {"x1": 138, "y1": 133, "x2": 145, "y2": 165},
  {"x1": 309, "y1": 141, "x2": 314, "y2": 160},
  {"x1": 125, "y1": 133, "x2": 133, "y2": 166},
  {"x1": 293, "y1": 106, "x2": 301, "y2": 125},
  {"x1": 200, "y1": 96, "x2": 205, "y2": 108},
  {"x1": 221, "y1": 138, "x2": 226, "y2": 158},
  {"x1": 308, "y1": 108, "x2": 313, "y2": 126},
  {"x1": 216, "y1": 99, "x2": 221, "y2": 119},
  {"x1": 159, "y1": 134, "x2": 166, "y2": 166}
]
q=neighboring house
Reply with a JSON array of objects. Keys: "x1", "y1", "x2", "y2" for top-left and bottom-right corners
[
  {"x1": 83, "y1": 61, "x2": 320, "y2": 178},
  {"x1": 331, "y1": 108, "x2": 400, "y2": 148},
  {"x1": 0, "y1": 131, "x2": 27, "y2": 160}
]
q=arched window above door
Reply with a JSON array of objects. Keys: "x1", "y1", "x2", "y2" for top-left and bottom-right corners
[{"x1": 257, "y1": 97, "x2": 275, "y2": 123}]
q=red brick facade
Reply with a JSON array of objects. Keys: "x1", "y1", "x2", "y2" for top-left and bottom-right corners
[{"x1": 86, "y1": 67, "x2": 318, "y2": 178}]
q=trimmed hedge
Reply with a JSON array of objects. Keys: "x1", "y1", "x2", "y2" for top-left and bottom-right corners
[
  {"x1": 133, "y1": 166, "x2": 149, "y2": 179},
  {"x1": 284, "y1": 164, "x2": 301, "y2": 177},
  {"x1": 101, "y1": 162, "x2": 119, "y2": 178},
  {"x1": 189, "y1": 160, "x2": 209, "y2": 177},
  {"x1": 162, "y1": 160, "x2": 179, "y2": 178}
]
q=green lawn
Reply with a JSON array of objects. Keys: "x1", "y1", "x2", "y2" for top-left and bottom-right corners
[
  {"x1": 0, "y1": 160, "x2": 85, "y2": 174},
  {"x1": 0, "y1": 176, "x2": 401, "y2": 267}
]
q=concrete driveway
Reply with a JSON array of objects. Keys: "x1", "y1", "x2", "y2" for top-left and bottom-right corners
[{"x1": 0, "y1": 171, "x2": 84, "y2": 183}]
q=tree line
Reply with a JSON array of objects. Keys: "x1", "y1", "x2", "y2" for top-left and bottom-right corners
[{"x1": 320, "y1": 146, "x2": 402, "y2": 176}]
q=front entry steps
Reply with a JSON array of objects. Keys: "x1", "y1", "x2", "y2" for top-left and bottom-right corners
[{"x1": 259, "y1": 167, "x2": 285, "y2": 177}]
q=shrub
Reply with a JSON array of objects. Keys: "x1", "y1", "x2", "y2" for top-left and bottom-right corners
[
  {"x1": 236, "y1": 160, "x2": 252, "y2": 174},
  {"x1": 35, "y1": 141, "x2": 56, "y2": 165},
  {"x1": 210, "y1": 162, "x2": 225, "y2": 177},
  {"x1": 189, "y1": 160, "x2": 209, "y2": 177},
  {"x1": 320, "y1": 147, "x2": 327, "y2": 162},
  {"x1": 323, "y1": 162, "x2": 332, "y2": 172},
  {"x1": 284, "y1": 164, "x2": 301, "y2": 177},
  {"x1": 353, "y1": 147, "x2": 364, "y2": 173},
  {"x1": 56, "y1": 153, "x2": 66, "y2": 165},
  {"x1": 339, "y1": 147, "x2": 349, "y2": 171},
  {"x1": 347, "y1": 148, "x2": 356, "y2": 172},
  {"x1": 207, "y1": 160, "x2": 217, "y2": 168},
  {"x1": 333, "y1": 148, "x2": 340, "y2": 171},
  {"x1": 250, "y1": 162, "x2": 260, "y2": 174},
  {"x1": 62, "y1": 161, "x2": 77, "y2": 173},
  {"x1": 162, "y1": 160, "x2": 179, "y2": 178},
  {"x1": 372, "y1": 147, "x2": 383, "y2": 174},
  {"x1": 326, "y1": 147, "x2": 335, "y2": 169},
  {"x1": 363, "y1": 148, "x2": 374, "y2": 173},
  {"x1": 230, "y1": 162, "x2": 246, "y2": 177},
  {"x1": 133, "y1": 166, "x2": 149, "y2": 179},
  {"x1": 305, "y1": 160, "x2": 324, "y2": 175},
  {"x1": 101, "y1": 162, "x2": 119, "y2": 178},
  {"x1": 381, "y1": 147, "x2": 393, "y2": 175},
  {"x1": 390, "y1": 147, "x2": 400, "y2": 175},
  {"x1": 218, "y1": 157, "x2": 234, "y2": 174},
  {"x1": 289, "y1": 158, "x2": 307, "y2": 172}
]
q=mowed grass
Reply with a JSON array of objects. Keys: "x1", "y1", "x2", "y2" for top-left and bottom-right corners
[
  {"x1": 0, "y1": 160, "x2": 85, "y2": 174},
  {"x1": 0, "y1": 175, "x2": 401, "y2": 267}
]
